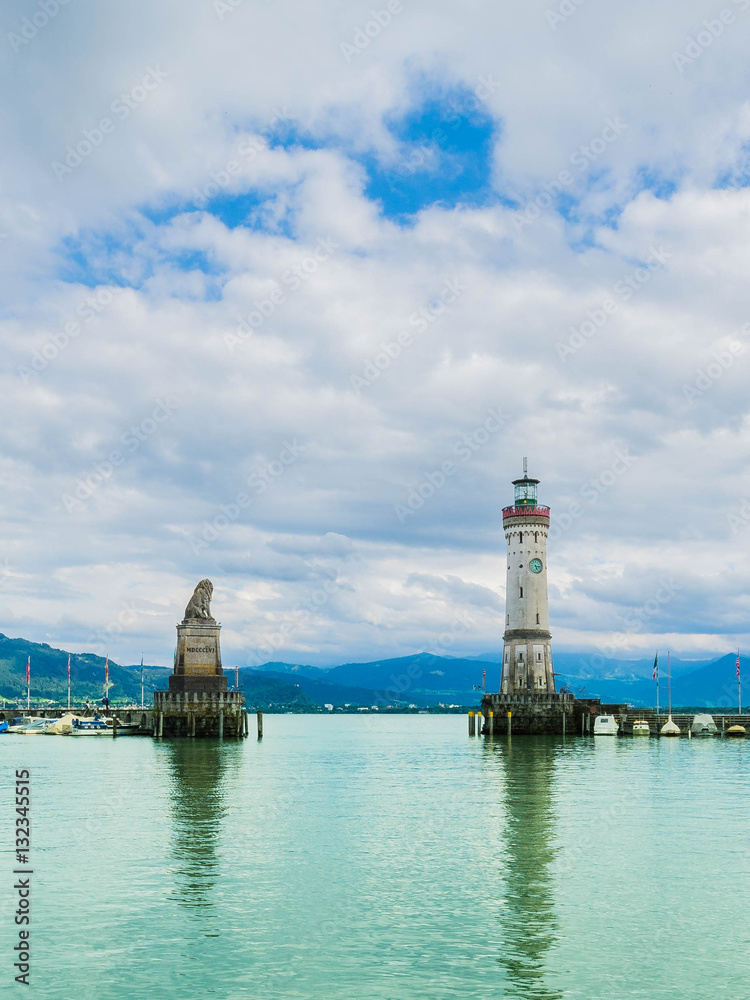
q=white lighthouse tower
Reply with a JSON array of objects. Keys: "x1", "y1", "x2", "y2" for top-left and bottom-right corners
[{"x1": 500, "y1": 460, "x2": 556, "y2": 696}]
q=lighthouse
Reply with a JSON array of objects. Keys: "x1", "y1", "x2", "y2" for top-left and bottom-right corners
[{"x1": 500, "y1": 460, "x2": 556, "y2": 696}]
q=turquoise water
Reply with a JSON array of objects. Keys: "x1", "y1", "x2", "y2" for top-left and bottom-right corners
[{"x1": 2, "y1": 717, "x2": 749, "y2": 998}]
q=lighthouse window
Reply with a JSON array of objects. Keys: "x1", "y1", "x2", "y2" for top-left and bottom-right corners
[
  {"x1": 536, "y1": 613, "x2": 540, "y2": 624},
  {"x1": 534, "y1": 532, "x2": 538, "y2": 543},
  {"x1": 506, "y1": 614, "x2": 509, "y2": 625},
  {"x1": 519, "y1": 532, "x2": 523, "y2": 543},
  {"x1": 518, "y1": 651, "x2": 523, "y2": 661},
  {"x1": 519, "y1": 586, "x2": 523, "y2": 598},
  {"x1": 537, "y1": 651, "x2": 542, "y2": 661}
]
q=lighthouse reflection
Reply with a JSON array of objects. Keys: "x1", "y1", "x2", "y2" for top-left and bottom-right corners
[
  {"x1": 486, "y1": 737, "x2": 563, "y2": 1000},
  {"x1": 162, "y1": 740, "x2": 240, "y2": 913}
]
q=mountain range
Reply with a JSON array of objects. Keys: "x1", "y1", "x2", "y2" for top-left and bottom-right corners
[{"x1": 0, "y1": 633, "x2": 745, "y2": 710}]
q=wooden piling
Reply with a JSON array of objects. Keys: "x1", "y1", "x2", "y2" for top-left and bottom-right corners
[
  {"x1": 191, "y1": 713, "x2": 196, "y2": 738},
  {"x1": 507, "y1": 710, "x2": 512, "y2": 736},
  {"x1": 468, "y1": 711, "x2": 475, "y2": 736},
  {"x1": 158, "y1": 712, "x2": 163, "y2": 738},
  {"x1": 487, "y1": 711, "x2": 494, "y2": 736},
  {"x1": 218, "y1": 709, "x2": 224, "y2": 740},
  {"x1": 112, "y1": 717, "x2": 117, "y2": 738},
  {"x1": 477, "y1": 712, "x2": 483, "y2": 735},
  {"x1": 244, "y1": 712, "x2": 249, "y2": 738},
  {"x1": 562, "y1": 710, "x2": 566, "y2": 738},
  {"x1": 257, "y1": 710, "x2": 263, "y2": 740}
]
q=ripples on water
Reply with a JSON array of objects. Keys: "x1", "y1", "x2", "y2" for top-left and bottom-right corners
[{"x1": 2, "y1": 718, "x2": 748, "y2": 999}]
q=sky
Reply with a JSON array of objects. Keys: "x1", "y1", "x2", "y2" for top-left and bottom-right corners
[{"x1": 2, "y1": 0, "x2": 750, "y2": 669}]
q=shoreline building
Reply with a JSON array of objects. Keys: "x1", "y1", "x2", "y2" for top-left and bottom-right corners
[{"x1": 500, "y1": 460, "x2": 556, "y2": 695}]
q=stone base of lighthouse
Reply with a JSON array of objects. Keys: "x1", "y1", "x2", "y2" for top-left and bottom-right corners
[{"x1": 500, "y1": 629, "x2": 555, "y2": 695}]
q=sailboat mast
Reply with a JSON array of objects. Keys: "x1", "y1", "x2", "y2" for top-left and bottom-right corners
[{"x1": 668, "y1": 650, "x2": 671, "y2": 717}]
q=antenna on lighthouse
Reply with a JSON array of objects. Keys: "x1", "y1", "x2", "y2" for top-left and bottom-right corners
[{"x1": 523, "y1": 456, "x2": 528, "y2": 477}]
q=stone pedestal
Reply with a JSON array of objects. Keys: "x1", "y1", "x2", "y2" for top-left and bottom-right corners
[
  {"x1": 153, "y1": 598, "x2": 246, "y2": 737},
  {"x1": 170, "y1": 622, "x2": 226, "y2": 695}
]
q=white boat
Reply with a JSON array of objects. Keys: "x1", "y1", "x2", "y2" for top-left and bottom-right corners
[
  {"x1": 69, "y1": 716, "x2": 111, "y2": 736},
  {"x1": 632, "y1": 719, "x2": 650, "y2": 736},
  {"x1": 593, "y1": 715, "x2": 619, "y2": 735},
  {"x1": 691, "y1": 714, "x2": 717, "y2": 737},
  {"x1": 660, "y1": 653, "x2": 681, "y2": 736},
  {"x1": 8, "y1": 717, "x2": 51, "y2": 734},
  {"x1": 660, "y1": 715, "x2": 681, "y2": 736}
]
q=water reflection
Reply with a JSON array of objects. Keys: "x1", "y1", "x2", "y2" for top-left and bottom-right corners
[
  {"x1": 161, "y1": 741, "x2": 240, "y2": 913},
  {"x1": 485, "y1": 737, "x2": 563, "y2": 1000}
]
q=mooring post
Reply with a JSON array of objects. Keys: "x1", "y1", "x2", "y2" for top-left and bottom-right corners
[
  {"x1": 487, "y1": 711, "x2": 494, "y2": 736},
  {"x1": 477, "y1": 712, "x2": 483, "y2": 735},
  {"x1": 562, "y1": 710, "x2": 566, "y2": 738},
  {"x1": 244, "y1": 711, "x2": 249, "y2": 738},
  {"x1": 158, "y1": 712, "x2": 163, "y2": 738},
  {"x1": 218, "y1": 709, "x2": 224, "y2": 740},
  {"x1": 257, "y1": 710, "x2": 263, "y2": 740},
  {"x1": 468, "y1": 711, "x2": 475, "y2": 736},
  {"x1": 191, "y1": 713, "x2": 196, "y2": 738},
  {"x1": 112, "y1": 717, "x2": 117, "y2": 738},
  {"x1": 507, "y1": 710, "x2": 512, "y2": 736}
]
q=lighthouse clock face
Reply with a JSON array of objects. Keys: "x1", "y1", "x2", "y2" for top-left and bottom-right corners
[{"x1": 529, "y1": 558, "x2": 543, "y2": 574}]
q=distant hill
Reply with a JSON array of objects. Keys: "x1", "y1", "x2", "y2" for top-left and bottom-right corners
[
  {"x1": 0, "y1": 634, "x2": 316, "y2": 712},
  {"x1": 0, "y1": 633, "x2": 169, "y2": 705},
  {"x1": 1, "y1": 632, "x2": 745, "y2": 711}
]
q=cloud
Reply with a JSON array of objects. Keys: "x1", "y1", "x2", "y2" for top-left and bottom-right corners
[{"x1": 1, "y1": 0, "x2": 750, "y2": 668}]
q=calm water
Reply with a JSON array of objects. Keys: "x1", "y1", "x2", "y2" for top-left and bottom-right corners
[{"x1": 2, "y1": 716, "x2": 749, "y2": 998}]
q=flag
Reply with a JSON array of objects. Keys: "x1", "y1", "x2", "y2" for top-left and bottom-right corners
[
  {"x1": 105, "y1": 656, "x2": 109, "y2": 685},
  {"x1": 737, "y1": 653, "x2": 741, "y2": 679},
  {"x1": 652, "y1": 653, "x2": 658, "y2": 681},
  {"x1": 67, "y1": 654, "x2": 70, "y2": 682},
  {"x1": 26, "y1": 655, "x2": 30, "y2": 685}
]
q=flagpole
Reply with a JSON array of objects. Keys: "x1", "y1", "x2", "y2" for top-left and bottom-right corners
[
  {"x1": 26, "y1": 656, "x2": 30, "y2": 712},
  {"x1": 67, "y1": 654, "x2": 71, "y2": 711},
  {"x1": 655, "y1": 651, "x2": 659, "y2": 718},
  {"x1": 140, "y1": 653, "x2": 144, "y2": 710}
]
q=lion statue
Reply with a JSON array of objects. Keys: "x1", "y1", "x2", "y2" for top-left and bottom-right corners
[{"x1": 183, "y1": 579, "x2": 216, "y2": 622}]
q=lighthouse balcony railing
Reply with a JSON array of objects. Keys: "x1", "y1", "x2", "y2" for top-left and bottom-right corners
[{"x1": 502, "y1": 505, "x2": 550, "y2": 519}]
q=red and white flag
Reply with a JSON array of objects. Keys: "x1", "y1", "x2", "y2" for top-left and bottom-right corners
[
  {"x1": 737, "y1": 653, "x2": 741, "y2": 679},
  {"x1": 105, "y1": 656, "x2": 109, "y2": 685},
  {"x1": 67, "y1": 654, "x2": 71, "y2": 681},
  {"x1": 26, "y1": 655, "x2": 30, "y2": 684}
]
